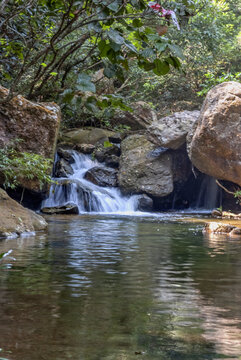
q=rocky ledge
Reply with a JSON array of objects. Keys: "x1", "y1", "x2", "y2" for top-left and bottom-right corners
[{"x1": 0, "y1": 188, "x2": 47, "y2": 238}]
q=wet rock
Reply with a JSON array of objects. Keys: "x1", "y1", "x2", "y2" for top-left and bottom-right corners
[
  {"x1": 41, "y1": 203, "x2": 79, "y2": 215},
  {"x1": 74, "y1": 144, "x2": 95, "y2": 154},
  {"x1": 94, "y1": 144, "x2": 120, "y2": 162},
  {"x1": 57, "y1": 148, "x2": 75, "y2": 163},
  {"x1": 212, "y1": 209, "x2": 222, "y2": 218},
  {"x1": 0, "y1": 188, "x2": 47, "y2": 238},
  {"x1": 105, "y1": 155, "x2": 120, "y2": 169},
  {"x1": 203, "y1": 222, "x2": 237, "y2": 234},
  {"x1": 84, "y1": 166, "x2": 118, "y2": 187},
  {"x1": 54, "y1": 158, "x2": 74, "y2": 178},
  {"x1": 0, "y1": 85, "x2": 61, "y2": 192},
  {"x1": 135, "y1": 194, "x2": 153, "y2": 211},
  {"x1": 147, "y1": 110, "x2": 200, "y2": 150},
  {"x1": 108, "y1": 132, "x2": 125, "y2": 144},
  {"x1": 189, "y1": 81, "x2": 241, "y2": 186}
]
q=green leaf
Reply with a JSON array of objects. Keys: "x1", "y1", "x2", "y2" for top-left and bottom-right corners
[
  {"x1": 124, "y1": 40, "x2": 138, "y2": 54},
  {"x1": 61, "y1": 89, "x2": 75, "y2": 104},
  {"x1": 103, "y1": 141, "x2": 113, "y2": 148},
  {"x1": 98, "y1": 40, "x2": 111, "y2": 57},
  {"x1": 155, "y1": 42, "x2": 167, "y2": 52},
  {"x1": 103, "y1": 65, "x2": 116, "y2": 78},
  {"x1": 133, "y1": 19, "x2": 143, "y2": 28},
  {"x1": 153, "y1": 59, "x2": 170, "y2": 76},
  {"x1": 41, "y1": 62, "x2": 47, "y2": 67},
  {"x1": 107, "y1": 29, "x2": 124, "y2": 45},
  {"x1": 107, "y1": 0, "x2": 121, "y2": 12},
  {"x1": 167, "y1": 44, "x2": 185, "y2": 60},
  {"x1": 77, "y1": 74, "x2": 96, "y2": 93},
  {"x1": 50, "y1": 72, "x2": 58, "y2": 76}
]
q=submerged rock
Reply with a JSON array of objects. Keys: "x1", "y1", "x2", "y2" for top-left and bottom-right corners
[
  {"x1": 147, "y1": 110, "x2": 200, "y2": 150},
  {"x1": 189, "y1": 81, "x2": 241, "y2": 186},
  {"x1": 84, "y1": 166, "x2": 118, "y2": 187},
  {"x1": 0, "y1": 188, "x2": 47, "y2": 238},
  {"x1": 203, "y1": 222, "x2": 241, "y2": 237},
  {"x1": 41, "y1": 203, "x2": 79, "y2": 215}
]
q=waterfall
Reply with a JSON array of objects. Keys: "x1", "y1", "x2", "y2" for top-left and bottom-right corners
[
  {"x1": 42, "y1": 151, "x2": 139, "y2": 214},
  {"x1": 195, "y1": 175, "x2": 221, "y2": 210}
]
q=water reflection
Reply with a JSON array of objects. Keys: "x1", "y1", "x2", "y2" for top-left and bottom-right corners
[{"x1": 0, "y1": 216, "x2": 241, "y2": 359}]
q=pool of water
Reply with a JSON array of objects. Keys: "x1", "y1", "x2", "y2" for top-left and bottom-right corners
[{"x1": 1, "y1": 214, "x2": 241, "y2": 360}]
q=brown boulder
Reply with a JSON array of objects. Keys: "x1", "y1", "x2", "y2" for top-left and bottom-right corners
[
  {"x1": 0, "y1": 188, "x2": 47, "y2": 238},
  {"x1": 189, "y1": 82, "x2": 241, "y2": 186},
  {"x1": 0, "y1": 85, "x2": 61, "y2": 191}
]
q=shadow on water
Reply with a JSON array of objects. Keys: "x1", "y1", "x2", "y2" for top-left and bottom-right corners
[{"x1": 1, "y1": 215, "x2": 241, "y2": 360}]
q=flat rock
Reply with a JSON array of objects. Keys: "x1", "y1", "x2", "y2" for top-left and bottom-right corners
[{"x1": 41, "y1": 203, "x2": 79, "y2": 215}]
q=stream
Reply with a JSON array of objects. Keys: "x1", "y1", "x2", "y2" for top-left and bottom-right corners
[{"x1": 1, "y1": 214, "x2": 241, "y2": 360}]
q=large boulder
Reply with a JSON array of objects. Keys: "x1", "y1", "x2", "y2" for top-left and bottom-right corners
[
  {"x1": 0, "y1": 188, "x2": 47, "y2": 238},
  {"x1": 147, "y1": 110, "x2": 200, "y2": 150},
  {"x1": 111, "y1": 101, "x2": 158, "y2": 130},
  {"x1": 189, "y1": 82, "x2": 241, "y2": 186},
  {"x1": 84, "y1": 166, "x2": 118, "y2": 187},
  {"x1": 118, "y1": 134, "x2": 173, "y2": 197},
  {"x1": 0, "y1": 85, "x2": 61, "y2": 191}
]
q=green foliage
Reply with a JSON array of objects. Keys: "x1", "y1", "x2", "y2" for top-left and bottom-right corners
[
  {"x1": 0, "y1": 0, "x2": 193, "y2": 107},
  {"x1": 197, "y1": 72, "x2": 241, "y2": 97},
  {"x1": 0, "y1": 144, "x2": 53, "y2": 190},
  {"x1": 234, "y1": 190, "x2": 241, "y2": 205}
]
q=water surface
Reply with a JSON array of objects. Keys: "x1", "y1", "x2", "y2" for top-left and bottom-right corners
[{"x1": 1, "y1": 214, "x2": 241, "y2": 360}]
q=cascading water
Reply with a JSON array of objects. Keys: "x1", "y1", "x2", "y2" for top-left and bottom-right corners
[
  {"x1": 195, "y1": 175, "x2": 221, "y2": 210},
  {"x1": 42, "y1": 151, "x2": 139, "y2": 214}
]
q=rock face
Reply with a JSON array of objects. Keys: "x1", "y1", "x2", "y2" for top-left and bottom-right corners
[
  {"x1": 0, "y1": 188, "x2": 47, "y2": 238},
  {"x1": 189, "y1": 82, "x2": 241, "y2": 186},
  {"x1": 118, "y1": 134, "x2": 173, "y2": 197},
  {"x1": 84, "y1": 166, "x2": 118, "y2": 187},
  {"x1": 0, "y1": 85, "x2": 61, "y2": 191},
  {"x1": 147, "y1": 110, "x2": 200, "y2": 150},
  {"x1": 111, "y1": 101, "x2": 158, "y2": 130},
  {"x1": 0, "y1": 86, "x2": 60, "y2": 159}
]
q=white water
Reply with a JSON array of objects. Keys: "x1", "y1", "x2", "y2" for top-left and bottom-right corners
[{"x1": 42, "y1": 151, "x2": 139, "y2": 214}]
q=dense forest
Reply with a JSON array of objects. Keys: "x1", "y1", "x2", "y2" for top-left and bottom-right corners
[{"x1": 0, "y1": 0, "x2": 240, "y2": 127}]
